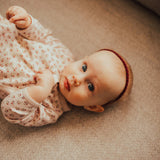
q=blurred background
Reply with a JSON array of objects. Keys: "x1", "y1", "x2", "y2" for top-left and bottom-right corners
[{"x1": 0, "y1": 0, "x2": 160, "y2": 160}]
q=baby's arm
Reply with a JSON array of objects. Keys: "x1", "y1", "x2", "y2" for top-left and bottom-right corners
[
  {"x1": 1, "y1": 70, "x2": 59, "y2": 126},
  {"x1": 6, "y1": 6, "x2": 73, "y2": 60},
  {"x1": 6, "y1": 6, "x2": 31, "y2": 30},
  {"x1": 27, "y1": 70, "x2": 55, "y2": 103},
  {"x1": 6, "y1": 6, "x2": 56, "y2": 43},
  {"x1": 1, "y1": 88, "x2": 60, "y2": 126}
]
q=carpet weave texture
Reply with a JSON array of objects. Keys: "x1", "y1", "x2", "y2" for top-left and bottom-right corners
[{"x1": 0, "y1": 0, "x2": 160, "y2": 160}]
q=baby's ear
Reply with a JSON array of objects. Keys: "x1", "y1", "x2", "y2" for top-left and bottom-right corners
[{"x1": 84, "y1": 105, "x2": 104, "y2": 113}]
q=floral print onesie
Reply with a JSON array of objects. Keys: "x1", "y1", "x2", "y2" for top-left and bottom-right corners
[{"x1": 0, "y1": 15, "x2": 74, "y2": 126}]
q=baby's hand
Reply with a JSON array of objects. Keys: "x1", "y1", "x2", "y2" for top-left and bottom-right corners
[
  {"x1": 27, "y1": 70, "x2": 56, "y2": 103},
  {"x1": 34, "y1": 70, "x2": 55, "y2": 90},
  {"x1": 6, "y1": 6, "x2": 31, "y2": 29}
]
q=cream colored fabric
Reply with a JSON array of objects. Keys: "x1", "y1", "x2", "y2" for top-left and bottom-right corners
[
  {"x1": 1, "y1": 85, "x2": 71, "y2": 127},
  {"x1": 0, "y1": 15, "x2": 73, "y2": 88},
  {"x1": 0, "y1": 15, "x2": 73, "y2": 126},
  {"x1": 0, "y1": 0, "x2": 160, "y2": 160}
]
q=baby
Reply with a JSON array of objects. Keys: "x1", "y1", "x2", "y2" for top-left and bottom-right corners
[{"x1": 0, "y1": 6, "x2": 133, "y2": 127}]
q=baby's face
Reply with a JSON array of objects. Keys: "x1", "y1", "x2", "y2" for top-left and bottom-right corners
[{"x1": 59, "y1": 50, "x2": 126, "y2": 107}]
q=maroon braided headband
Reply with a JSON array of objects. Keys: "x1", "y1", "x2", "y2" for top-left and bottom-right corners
[{"x1": 98, "y1": 49, "x2": 129, "y2": 104}]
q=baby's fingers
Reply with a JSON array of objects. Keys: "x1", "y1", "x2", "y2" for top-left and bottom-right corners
[
  {"x1": 9, "y1": 14, "x2": 25, "y2": 23},
  {"x1": 15, "y1": 20, "x2": 26, "y2": 25},
  {"x1": 33, "y1": 73, "x2": 42, "y2": 83},
  {"x1": 6, "y1": 11, "x2": 11, "y2": 20},
  {"x1": 6, "y1": 6, "x2": 21, "y2": 20},
  {"x1": 6, "y1": 6, "x2": 16, "y2": 20}
]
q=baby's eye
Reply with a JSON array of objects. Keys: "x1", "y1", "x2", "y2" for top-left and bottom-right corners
[
  {"x1": 82, "y1": 63, "x2": 87, "y2": 72},
  {"x1": 88, "y1": 82, "x2": 94, "y2": 91}
]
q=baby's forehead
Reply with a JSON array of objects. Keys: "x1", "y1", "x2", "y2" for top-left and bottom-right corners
[
  {"x1": 87, "y1": 51, "x2": 122, "y2": 67},
  {"x1": 91, "y1": 50, "x2": 119, "y2": 60},
  {"x1": 86, "y1": 50, "x2": 126, "y2": 78}
]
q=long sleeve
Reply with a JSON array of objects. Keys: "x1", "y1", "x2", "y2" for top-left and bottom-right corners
[
  {"x1": 17, "y1": 16, "x2": 73, "y2": 59},
  {"x1": 1, "y1": 88, "x2": 62, "y2": 127},
  {"x1": 0, "y1": 14, "x2": 72, "y2": 127},
  {"x1": 17, "y1": 16, "x2": 59, "y2": 44}
]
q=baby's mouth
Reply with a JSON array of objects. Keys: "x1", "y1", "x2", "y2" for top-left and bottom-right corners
[{"x1": 64, "y1": 77, "x2": 70, "y2": 91}]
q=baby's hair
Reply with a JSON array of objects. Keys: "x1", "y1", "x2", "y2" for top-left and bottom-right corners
[{"x1": 98, "y1": 49, "x2": 133, "y2": 105}]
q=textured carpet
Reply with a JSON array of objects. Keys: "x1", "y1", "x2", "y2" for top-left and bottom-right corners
[{"x1": 0, "y1": 0, "x2": 160, "y2": 160}]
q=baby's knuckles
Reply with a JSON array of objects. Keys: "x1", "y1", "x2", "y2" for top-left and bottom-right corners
[
  {"x1": 7, "y1": 6, "x2": 22, "y2": 18},
  {"x1": 15, "y1": 16, "x2": 31, "y2": 29},
  {"x1": 6, "y1": 6, "x2": 31, "y2": 29},
  {"x1": 8, "y1": 6, "x2": 25, "y2": 14}
]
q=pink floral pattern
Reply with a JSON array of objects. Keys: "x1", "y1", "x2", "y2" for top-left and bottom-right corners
[{"x1": 0, "y1": 15, "x2": 73, "y2": 126}]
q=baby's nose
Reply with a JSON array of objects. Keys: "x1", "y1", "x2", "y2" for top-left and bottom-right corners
[
  {"x1": 74, "y1": 77, "x2": 81, "y2": 86},
  {"x1": 70, "y1": 75, "x2": 81, "y2": 87}
]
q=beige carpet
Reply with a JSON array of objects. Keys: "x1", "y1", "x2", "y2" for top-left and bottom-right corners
[{"x1": 0, "y1": 0, "x2": 160, "y2": 159}]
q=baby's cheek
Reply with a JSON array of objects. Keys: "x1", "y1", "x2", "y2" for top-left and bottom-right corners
[
  {"x1": 69, "y1": 88, "x2": 88, "y2": 105},
  {"x1": 71, "y1": 91, "x2": 84, "y2": 100}
]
